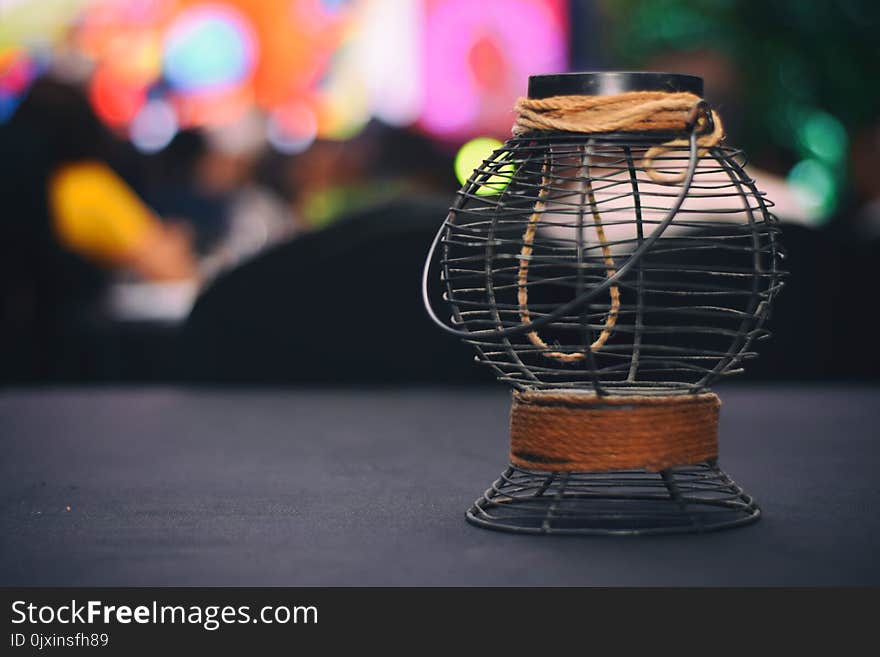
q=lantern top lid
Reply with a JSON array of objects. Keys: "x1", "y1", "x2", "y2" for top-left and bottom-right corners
[{"x1": 528, "y1": 72, "x2": 703, "y2": 99}]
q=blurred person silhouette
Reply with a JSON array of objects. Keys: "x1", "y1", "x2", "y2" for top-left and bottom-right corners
[
  {"x1": 286, "y1": 135, "x2": 386, "y2": 229},
  {"x1": 181, "y1": 126, "x2": 479, "y2": 383},
  {"x1": 49, "y1": 161, "x2": 196, "y2": 282},
  {"x1": 283, "y1": 124, "x2": 455, "y2": 230},
  {"x1": 182, "y1": 196, "x2": 490, "y2": 384},
  {"x1": 12, "y1": 79, "x2": 197, "y2": 283},
  {"x1": 147, "y1": 114, "x2": 297, "y2": 280},
  {"x1": 0, "y1": 78, "x2": 197, "y2": 380}
]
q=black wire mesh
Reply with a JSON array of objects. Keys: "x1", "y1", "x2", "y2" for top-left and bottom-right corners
[
  {"x1": 440, "y1": 130, "x2": 784, "y2": 394},
  {"x1": 467, "y1": 461, "x2": 759, "y2": 535},
  {"x1": 428, "y1": 124, "x2": 784, "y2": 535}
]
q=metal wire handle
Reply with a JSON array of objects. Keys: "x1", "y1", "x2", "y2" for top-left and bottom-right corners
[{"x1": 422, "y1": 126, "x2": 703, "y2": 340}]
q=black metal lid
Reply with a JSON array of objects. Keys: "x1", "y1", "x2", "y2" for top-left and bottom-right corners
[{"x1": 528, "y1": 72, "x2": 703, "y2": 98}]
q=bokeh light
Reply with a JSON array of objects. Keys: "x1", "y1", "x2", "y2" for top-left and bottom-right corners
[
  {"x1": 163, "y1": 4, "x2": 258, "y2": 94},
  {"x1": 88, "y1": 64, "x2": 147, "y2": 127},
  {"x1": 787, "y1": 158, "x2": 838, "y2": 223},
  {"x1": 0, "y1": 0, "x2": 86, "y2": 52},
  {"x1": 343, "y1": 0, "x2": 423, "y2": 128},
  {"x1": 6, "y1": 0, "x2": 568, "y2": 144},
  {"x1": 267, "y1": 101, "x2": 318, "y2": 154},
  {"x1": 130, "y1": 98, "x2": 179, "y2": 153},
  {"x1": 797, "y1": 110, "x2": 848, "y2": 165},
  {"x1": 173, "y1": 82, "x2": 254, "y2": 128},
  {"x1": 421, "y1": 0, "x2": 567, "y2": 138},
  {"x1": 455, "y1": 136, "x2": 513, "y2": 195},
  {"x1": 0, "y1": 48, "x2": 41, "y2": 123}
]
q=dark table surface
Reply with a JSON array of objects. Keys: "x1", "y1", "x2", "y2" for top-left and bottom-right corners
[{"x1": 1, "y1": 385, "x2": 878, "y2": 586}]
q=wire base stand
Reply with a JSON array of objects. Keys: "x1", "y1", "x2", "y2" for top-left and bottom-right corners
[{"x1": 466, "y1": 460, "x2": 759, "y2": 536}]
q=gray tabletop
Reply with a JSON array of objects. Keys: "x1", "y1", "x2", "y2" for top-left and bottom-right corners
[{"x1": 1, "y1": 385, "x2": 878, "y2": 586}]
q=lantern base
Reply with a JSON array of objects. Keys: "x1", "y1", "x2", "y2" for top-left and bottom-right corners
[{"x1": 466, "y1": 461, "x2": 759, "y2": 536}]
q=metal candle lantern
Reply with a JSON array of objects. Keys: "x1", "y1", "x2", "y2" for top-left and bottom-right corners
[{"x1": 423, "y1": 72, "x2": 784, "y2": 535}]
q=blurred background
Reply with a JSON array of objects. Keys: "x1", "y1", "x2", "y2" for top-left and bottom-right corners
[{"x1": 0, "y1": 0, "x2": 877, "y2": 385}]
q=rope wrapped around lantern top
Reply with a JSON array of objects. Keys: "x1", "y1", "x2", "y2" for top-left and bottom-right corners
[{"x1": 512, "y1": 91, "x2": 724, "y2": 362}]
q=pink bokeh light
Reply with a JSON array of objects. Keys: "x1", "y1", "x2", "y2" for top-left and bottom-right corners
[{"x1": 421, "y1": 0, "x2": 567, "y2": 139}]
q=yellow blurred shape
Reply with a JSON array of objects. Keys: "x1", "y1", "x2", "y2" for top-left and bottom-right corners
[
  {"x1": 49, "y1": 161, "x2": 157, "y2": 265},
  {"x1": 454, "y1": 137, "x2": 512, "y2": 195}
]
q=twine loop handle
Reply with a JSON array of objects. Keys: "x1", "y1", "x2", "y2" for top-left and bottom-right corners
[
  {"x1": 514, "y1": 93, "x2": 721, "y2": 361},
  {"x1": 422, "y1": 93, "x2": 716, "y2": 342}
]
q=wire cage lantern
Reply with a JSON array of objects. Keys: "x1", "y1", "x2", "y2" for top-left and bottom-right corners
[{"x1": 423, "y1": 72, "x2": 785, "y2": 535}]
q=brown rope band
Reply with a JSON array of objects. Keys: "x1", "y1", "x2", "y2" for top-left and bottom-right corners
[{"x1": 509, "y1": 390, "x2": 720, "y2": 472}]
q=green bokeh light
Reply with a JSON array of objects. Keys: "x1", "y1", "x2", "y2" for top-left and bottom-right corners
[
  {"x1": 796, "y1": 110, "x2": 847, "y2": 164},
  {"x1": 454, "y1": 137, "x2": 512, "y2": 196},
  {"x1": 787, "y1": 158, "x2": 837, "y2": 224}
]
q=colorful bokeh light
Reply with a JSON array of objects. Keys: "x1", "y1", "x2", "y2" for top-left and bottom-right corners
[
  {"x1": 5, "y1": 0, "x2": 569, "y2": 148},
  {"x1": 163, "y1": 4, "x2": 257, "y2": 93},
  {"x1": 787, "y1": 158, "x2": 838, "y2": 224},
  {"x1": 421, "y1": 0, "x2": 567, "y2": 139},
  {"x1": 0, "y1": 48, "x2": 42, "y2": 122},
  {"x1": 88, "y1": 64, "x2": 147, "y2": 127},
  {"x1": 454, "y1": 136, "x2": 513, "y2": 195},
  {"x1": 130, "y1": 98, "x2": 179, "y2": 153},
  {"x1": 797, "y1": 110, "x2": 848, "y2": 165},
  {"x1": 267, "y1": 100, "x2": 318, "y2": 154}
]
